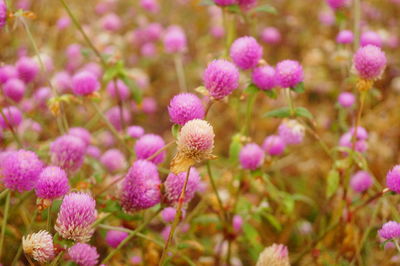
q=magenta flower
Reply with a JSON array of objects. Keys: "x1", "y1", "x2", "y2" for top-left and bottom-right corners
[
  {"x1": 72, "y1": 71, "x2": 100, "y2": 96},
  {"x1": 140, "y1": 0, "x2": 160, "y2": 13},
  {"x1": 86, "y1": 145, "x2": 101, "y2": 158},
  {"x1": 101, "y1": 13, "x2": 122, "y2": 31},
  {"x1": 16, "y1": 57, "x2": 39, "y2": 84},
  {"x1": 105, "y1": 230, "x2": 129, "y2": 248},
  {"x1": 353, "y1": 45, "x2": 387, "y2": 80},
  {"x1": 35, "y1": 166, "x2": 70, "y2": 200},
  {"x1": 276, "y1": 60, "x2": 304, "y2": 88},
  {"x1": 386, "y1": 165, "x2": 400, "y2": 193},
  {"x1": 34, "y1": 87, "x2": 52, "y2": 108},
  {"x1": 163, "y1": 25, "x2": 187, "y2": 53},
  {"x1": 378, "y1": 221, "x2": 400, "y2": 240},
  {"x1": 262, "y1": 135, "x2": 286, "y2": 156},
  {"x1": 336, "y1": 30, "x2": 354, "y2": 44},
  {"x1": 350, "y1": 171, "x2": 373, "y2": 193},
  {"x1": 100, "y1": 149, "x2": 126, "y2": 173},
  {"x1": 106, "y1": 79, "x2": 130, "y2": 101},
  {"x1": 106, "y1": 106, "x2": 132, "y2": 131},
  {"x1": 261, "y1": 27, "x2": 281, "y2": 45},
  {"x1": 161, "y1": 207, "x2": 177, "y2": 223},
  {"x1": 2, "y1": 78, "x2": 25, "y2": 102},
  {"x1": 120, "y1": 160, "x2": 161, "y2": 212},
  {"x1": 0, "y1": 65, "x2": 18, "y2": 84},
  {"x1": 239, "y1": 143, "x2": 264, "y2": 170},
  {"x1": 213, "y1": 0, "x2": 237, "y2": 6},
  {"x1": 68, "y1": 243, "x2": 99, "y2": 266},
  {"x1": 0, "y1": 106, "x2": 23, "y2": 129},
  {"x1": 127, "y1": 125, "x2": 145, "y2": 139},
  {"x1": 338, "y1": 92, "x2": 355, "y2": 108},
  {"x1": 326, "y1": 0, "x2": 350, "y2": 9},
  {"x1": 168, "y1": 93, "x2": 205, "y2": 125},
  {"x1": 203, "y1": 59, "x2": 239, "y2": 100},
  {"x1": 50, "y1": 135, "x2": 86, "y2": 172},
  {"x1": 52, "y1": 71, "x2": 72, "y2": 94},
  {"x1": 164, "y1": 167, "x2": 201, "y2": 204},
  {"x1": 278, "y1": 119, "x2": 305, "y2": 145},
  {"x1": 360, "y1": 31, "x2": 382, "y2": 47},
  {"x1": 339, "y1": 131, "x2": 368, "y2": 153},
  {"x1": 233, "y1": 214, "x2": 243, "y2": 233},
  {"x1": 252, "y1": 65, "x2": 276, "y2": 91},
  {"x1": 230, "y1": 36, "x2": 263, "y2": 70},
  {"x1": 55, "y1": 192, "x2": 97, "y2": 242},
  {"x1": 134, "y1": 134, "x2": 166, "y2": 164},
  {"x1": 68, "y1": 127, "x2": 92, "y2": 147},
  {"x1": 0, "y1": 0, "x2": 7, "y2": 28}
]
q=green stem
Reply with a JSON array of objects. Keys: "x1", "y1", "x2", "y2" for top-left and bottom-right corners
[
  {"x1": 0, "y1": 189, "x2": 10, "y2": 200},
  {"x1": 395, "y1": 240, "x2": 400, "y2": 254},
  {"x1": 174, "y1": 53, "x2": 187, "y2": 92},
  {"x1": 206, "y1": 161, "x2": 228, "y2": 223},
  {"x1": 92, "y1": 213, "x2": 113, "y2": 228},
  {"x1": 226, "y1": 240, "x2": 232, "y2": 266},
  {"x1": 241, "y1": 92, "x2": 257, "y2": 136},
  {"x1": 50, "y1": 251, "x2": 64, "y2": 266},
  {"x1": 286, "y1": 88, "x2": 295, "y2": 116},
  {"x1": 47, "y1": 202, "x2": 52, "y2": 231},
  {"x1": 0, "y1": 190, "x2": 11, "y2": 260}
]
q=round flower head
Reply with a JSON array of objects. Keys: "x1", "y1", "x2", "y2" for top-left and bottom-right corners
[
  {"x1": 1, "y1": 150, "x2": 43, "y2": 192},
  {"x1": 262, "y1": 135, "x2": 286, "y2": 156},
  {"x1": 168, "y1": 93, "x2": 205, "y2": 125},
  {"x1": 378, "y1": 221, "x2": 400, "y2": 240},
  {"x1": 57, "y1": 16, "x2": 70, "y2": 30},
  {"x1": 386, "y1": 165, "x2": 400, "y2": 193},
  {"x1": 213, "y1": 0, "x2": 236, "y2": 6},
  {"x1": 53, "y1": 71, "x2": 72, "y2": 94},
  {"x1": 336, "y1": 30, "x2": 354, "y2": 44},
  {"x1": 106, "y1": 106, "x2": 131, "y2": 131},
  {"x1": 101, "y1": 13, "x2": 121, "y2": 31},
  {"x1": 68, "y1": 243, "x2": 99, "y2": 266},
  {"x1": 134, "y1": 134, "x2": 166, "y2": 164},
  {"x1": 106, "y1": 79, "x2": 130, "y2": 100},
  {"x1": 239, "y1": 143, "x2": 264, "y2": 170},
  {"x1": 142, "y1": 97, "x2": 157, "y2": 114},
  {"x1": 120, "y1": 160, "x2": 161, "y2": 212},
  {"x1": 16, "y1": 57, "x2": 39, "y2": 83},
  {"x1": 34, "y1": 87, "x2": 52, "y2": 108},
  {"x1": 55, "y1": 192, "x2": 97, "y2": 242},
  {"x1": 140, "y1": 0, "x2": 160, "y2": 13},
  {"x1": 72, "y1": 71, "x2": 100, "y2": 96},
  {"x1": 0, "y1": 106, "x2": 23, "y2": 129},
  {"x1": 141, "y1": 42, "x2": 156, "y2": 57},
  {"x1": 233, "y1": 214, "x2": 243, "y2": 233},
  {"x1": 0, "y1": 0, "x2": 7, "y2": 28},
  {"x1": 338, "y1": 92, "x2": 355, "y2": 108},
  {"x1": 144, "y1": 23, "x2": 163, "y2": 42},
  {"x1": 261, "y1": 27, "x2": 281, "y2": 45},
  {"x1": 203, "y1": 59, "x2": 239, "y2": 99},
  {"x1": 326, "y1": 0, "x2": 349, "y2": 9},
  {"x1": 100, "y1": 149, "x2": 126, "y2": 173},
  {"x1": 361, "y1": 31, "x2": 382, "y2": 47},
  {"x1": 0, "y1": 65, "x2": 18, "y2": 84},
  {"x1": 350, "y1": 171, "x2": 373, "y2": 193},
  {"x1": 353, "y1": 45, "x2": 387, "y2": 80},
  {"x1": 278, "y1": 119, "x2": 305, "y2": 145},
  {"x1": 252, "y1": 65, "x2": 276, "y2": 91},
  {"x1": 339, "y1": 132, "x2": 368, "y2": 153},
  {"x1": 171, "y1": 119, "x2": 215, "y2": 174},
  {"x1": 50, "y1": 135, "x2": 86, "y2": 172},
  {"x1": 256, "y1": 243, "x2": 290, "y2": 266},
  {"x1": 2, "y1": 78, "x2": 25, "y2": 102},
  {"x1": 86, "y1": 145, "x2": 101, "y2": 158},
  {"x1": 127, "y1": 125, "x2": 144, "y2": 139},
  {"x1": 105, "y1": 230, "x2": 129, "y2": 248},
  {"x1": 22, "y1": 230, "x2": 54, "y2": 263},
  {"x1": 276, "y1": 60, "x2": 304, "y2": 88},
  {"x1": 68, "y1": 127, "x2": 92, "y2": 146},
  {"x1": 163, "y1": 25, "x2": 187, "y2": 53},
  {"x1": 35, "y1": 166, "x2": 70, "y2": 200},
  {"x1": 161, "y1": 207, "x2": 177, "y2": 223},
  {"x1": 164, "y1": 167, "x2": 201, "y2": 204},
  {"x1": 230, "y1": 36, "x2": 263, "y2": 70}
]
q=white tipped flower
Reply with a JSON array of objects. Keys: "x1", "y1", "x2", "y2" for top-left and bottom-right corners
[
  {"x1": 256, "y1": 244, "x2": 290, "y2": 266},
  {"x1": 22, "y1": 230, "x2": 55, "y2": 263},
  {"x1": 170, "y1": 119, "x2": 215, "y2": 173}
]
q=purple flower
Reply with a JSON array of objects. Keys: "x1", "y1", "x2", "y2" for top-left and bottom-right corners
[
  {"x1": 350, "y1": 171, "x2": 373, "y2": 193},
  {"x1": 239, "y1": 143, "x2": 264, "y2": 170},
  {"x1": 106, "y1": 80, "x2": 130, "y2": 100},
  {"x1": 101, "y1": 13, "x2": 122, "y2": 32},
  {"x1": 213, "y1": 0, "x2": 237, "y2": 6},
  {"x1": 0, "y1": 65, "x2": 18, "y2": 84},
  {"x1": 16, "y1": 57, "x2": 39, "y2": 84},
  {"x1": 100, "y1": 149, "x2": 126, "y2": 173},
  {"x1": 233, "y1": 215, "x2": 243, "y2": 233},
  {"x1": 361, "y1": 31, "x2": 382, "y2": 47},
  {"x1": 142, "y1": 97, "x2": 157, "y2": 114},
  {"x1": 163, "y1": 25, "x2": 187, "y2": 53},
  {"x1": 140, "y1": 0, "x2": 160, "y2": 13},
  {"x1": 387, "y1": 165, "x2": 400, "y2": 193},
  {"x1": 353, "y1": 45, "x2": 387, "y2": 80},
  {"x1": 120, "y1": 160, "x2": 161, "y2": 212},
  {"x1": 34, "y1": 87, "x2": 52, "y2": 108},
  {"x1": 230, "y1": 36, "x2": 263, "y2": 70},
  {"x1": 203, "y1": 59, "x2": 239, "y2": 99},
  {"x1": 35, "y1": 166, "x2": 70, "y2": 199},
  {"x1": 336, "y1": 30, "x2": 354, "y2": 44},
  {"x1": 105, "y1": 230, "x2": 129, "y2": 248},
  {"x1": 2, "y1": 78, "x2": 25, "y2": 102},
  {"x1": 134, "y1": 134, "x2": 166, "y2": 164},
  {"x1": 72, "y1": 71, "x2": 100, "y2": 96},
  {"x1": 55, "y1": 192, "x2": 97, "y2": 242},
  {"x1": 278, "y1": 119, "x2": 305, "y2": 145},
  {"x1": 127, "y1": 125, "x2": 145, "y2": 139},
  {"x1": 68, "y1": 243, "x2": 99, "y2": 266},
  {"x1": 261, "y1": 27, "x2": 281, "y2": 45},
  {"x1": 338, "y1": 92, "x2": 355, "y2": 108},
  {"x1": 378, "y1": 221, "x2": 400, "y2": 240},
  {"x1": 50, "y1": 135, "x2": 86, "y2": 172},
  {"x1": 168, "y1": 93, "x2": 205, "y2": 125},
  {"x1": 52, "y1": 71, "x2": 72, "y2": 94},
  {"x1": 106, "y1": 106, "x2": 131, "y2": 131},
  {"x1": 0, "y1": 106, "x2": 23, "y2": 129},
  {"x1": 262, "y1": 135, "x2": 286, "y2": 156},
  {"x1": 161, "y1": 207, "x2": 177, "y2": 223},
  {"x1": 86, "y1": 145, "x2": 101, "y2": 158},
  {"x1": 252, "y1": 65, "x2": 276, "y2": 91},
  {"x1": 276, "y1": 60, "x2": 304, "y2": 88},
  {"x1": 339, "y1": 127, "x2": 368, "y2": 153},
  {"x1": 68, "y1": 127, "x2": 92, "y2": 147},
  {"x1": 1, "y1": 150, "x2": 43, "y2": 192},
  {"x1": 164, "y1": 167, "x2": 201, "y2": 204},
  {"x1": 326, "y1": 0, "x2": 350, "y2": 9},
  {"x1": 0, "y1": 0, "x2": 7, "y2": 28},
  {"x1": 57, "y1": 16, "x2": 70, "y2": 30}
]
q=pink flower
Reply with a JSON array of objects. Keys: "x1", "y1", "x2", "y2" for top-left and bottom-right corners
[{"x1": 230, "y1": 36, "x2": 263, "y2": 70}]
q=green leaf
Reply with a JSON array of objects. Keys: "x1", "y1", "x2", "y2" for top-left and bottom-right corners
[
  {"x1": 282, "y1": 193, "x2": 295, "y2": 214},
  {"x1": 227, "y1": 4, "x2": 241, "y2": 13},
  {"x1": 171, "y1": 124, "x2": 180, "y2": 138},
  {"x1": 261, "y1": 212, "x2": 282, "y2": 231},
  {"x1": 120, "y1": 76, "x2": 142, "y2": 104},
  {"x1": 263, "y1": 89, "x2": 277, "y2": 99},
  {"x1": 199, "y1": 0, "x2": 215, "y2": 6},
  {"x1": 335, "y1": 11, "x2": 346, "y2": 25},
  {"x1": 295, "y1": 107, "x2": 314, "y2": 119},
  {"x1": 242, "y1": 223, "x2": 263, "y2": 260},
  {"x1": 250, "y1": 4, "x2": 277, "y2": 15},
  {"x1": 244, "y1": 83, "x2": 259, "y2": 95},
  {"x1": 228, "y1": 133, "x2": 242, "y2": 164},
  {"x1": 326, "y1": 169, "x2": 340, "y2": 198},
  {"x1": 291, "y1": 82, "x2": 305, "y2": 93},
  {"x1": 263, "y1": 107, "x2": 291, "y2": 118}
]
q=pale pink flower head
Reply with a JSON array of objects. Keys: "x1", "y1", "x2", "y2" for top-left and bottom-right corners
[
  {"x1": 262, "y1": 135, "x2": 286, "y2": 156},
  {"x1": 57, "y1": 16, "x2": 70, "y2": 30},
  {"x1": 101, "y1": 13, "x2": 122, "y2": 32},
  {"x1": 261, "y1": 27, "x2": 281, "y2": 45},
  {"x1": 378, "y1": 221, "x2": 400, "y2": 240},
  {"x1": 161, "y1": 207, "x2": 177, "y2": 223},
  {"x1": 326, "y1": 0, "x2": 350, "y2": 10},
  {"x1": 239, "y1": 143, "x2": 264, "y2": 170},
  {"x1": 142, "y1": 97, "x2": 157, "y2": 114},
  {"x1": 232, "y1": 214, "x2": 243, "y2": 233},
  {"x1": 106, "y1": 79, "x2": 130, "y2": 100},
  {"x1": 127, "y1": 125, "x2": 145, "y2": 139},
  {"x1": 34, "y1": 87, "x2": 52, "y2": 108},
  {"x1": 256, "y1": 243, "x2": 290, "y2": 266},
  {"x1": 16, "y1": 57, "x2": 39, "y2": 84},
  {"x1": 134, "y1": 133, "x2": 166, "y2": 164},
  {"x1": 50, "y1": 135, "x2": 86, "y2": 172},
  {"x1": 0, "y1": 65, "x2": 18, "y2": 84},
  {"x1": 68, "y1": 127, "x2": 92, "y2": 147},
  {"x1": 163, "y1": 25, "x2": 187, "y2": 54},
  {"x1": 230, "y1": 36, "x2": 263, "y2": 70},
  {"x1": 0, "y1": 0, "x2": 7, "y2": 28},
  {"x1": 168, "y1": 93, "x2": 205, "y2": 125},
  {"x1": 35, "y1": 166, "x2": 70, "y2": 200},
  {"x1": 53, "y1": 71, "x2": 72, "y2": 94},
  {"x1": 278, "y1": 119, "x2": 305, "y2": 145},
  {"x1": 336, "y1": 30, "x2": 354, "y2": 44},
  {"x1": 203, "y1": 59, "x2": 239, "y2": 99},
  {"x1": 164, "y1": 167, "x2": 201, "y2": 204},
  {"x1": 338, "y1": 92, "x2": 355, "y2": 108},
  {"x1": 68, "y1": 243, "x2": 99, "y2": 266},
  {"x1": 140, "y1": 0, "x2": 159, "y2": 13},
  {"x1": 22, "y1": 230, "x2": 54, "y2": 263},
  {"x1": 2, "y1": 78, "x2": 25, "y2": 102},
  {"x1": 100, "y1": 149, "x2": 127, "y2": 173},
  {"x1": 353, "y1": 45, "x2": 387, "y2": 80},
  {"x1": 360, "y1": 31, "x2": 382, "y2": 47},
  {"x1": 339, "y1": 127, "x2": 368, "y2": 153},
  {"x1": 350, "y1": 170, "x2": 373, "y2": 193},
  {"x1": 105, "y1": 230, "x2": 129, "y2": 248},
  {"x1": 276, "y1": 60, "x2": 304, "y2": 88},
  {"x1": 106, "y1": 106, "x2": 132, "y2": 131},
  {"x1": 252, "y1": 65, "x2": 276, "y2": 91}
]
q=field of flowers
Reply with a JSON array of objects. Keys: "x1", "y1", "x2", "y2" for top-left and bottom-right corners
[{"x1": 1, "y1": 0, "x2": 400, "y2": 265}]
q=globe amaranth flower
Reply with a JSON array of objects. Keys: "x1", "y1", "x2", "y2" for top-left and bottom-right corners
[
  {"x1": 161, "y1": 207, "x2": 177, "y2": 223},
  {"x1": 0, "y1": 65, "x2": 18, "y2": 84},
  {"x1": 230, "y1": 36, "x2": 263, "y2": 70},
  {"x1": 350, "y1": 171, "x2": 373, "y2": 193},
  {"x1": 127, "y1": 125, "x2": 145, "y2": 139},
  {"x1": 106, "y1": 79, "x2": 130, "y2": 100},
  {"x1": 68, "y1": 243, "x2": 99, "y2": 266},
  {"x1": 261, "y1": 27, "x2": 281, "y2": 45},
  {"x1": 262, "y1": 135, "x2": 286, "y2": 156},
  {"x1": 338, "y1": 92, "x2": 355, "y2": 108},
  {"x1": 50, "y1": 134, "x2": 86, "y2": 172},
  {"x1": 0, "y1": 0, "x2": 7, "y2": 28},
  {"x1": 326, "y1": 0, "x2": 350, "y2": 10},
  {"x1": 22, "y1": 230, "x2": 54, "y2": 263},
  {"x1": 106, "y1": 106, "x2": 132, "y2": 131},
  {"x1": 105, "y1": 230, "x2": 129, "y2": 248},
  {"x1": 386, "y1": 165, "x2": 400, "y2": 193},
  {"x1": 252, "y1": 65, "x2": 276, "y2": 91},
  {"x1": 238, "y1": 0, "x2": 257, "y2": 10},
  {"x1": 276, "y1": 60, "x2": 304, "y2": 88},
  {"x1": 353, "y1": 45, "x2": 387, "y2": 80},
  {"x1": 86, "y1": 145, "x2": 101, "y2": 158},
  {"x1": 134, "y1": 133, "x2": 166, "y2": 164},
  {"x1": 68, "y1": 127, "x2": 92, "y2": 146},
  {"x1": 120, "y1": 160, "x2": 161, "y2": 212},
  {"x1": 339, "y1": 126, "x2": 368, "y2": 153},
  {"x1": 34, "y1": 87, "x2": 52, "y2": 108},
  {"x1": 140, "y1": 0, "x2": 160, "y2": 13},
  {"x1": 378, "y1": 221, "x2": 400, "y2": 240},
  {"x1": 278, "y1": 119, "x2": 305, "y2": 145},
  {"x1": 256, "y1": 243, "x2": 290, "y2": 266},
  {"x1": 163, "y1": 25, "x2": 187, "y2": 53},
  {"x1": 100, "y1": 149, "x2": 127, "y2": 173},
  {"x1": 2, "y1": 78, "x2": 25, "y2": 102},
  {"x1": 35, "y1": 166, "x2": 70, "y2": 200},
  {"x1": 0, "y1": 106, "x2": 23, "y2": 129},
  {"x1": 101, "y1": 13, "x2": 122, "y2": 32},
  {"x1": 336, "y1": 30, "x2": 354, "y2": 44},
  {"x1": 55, "y1": 192, "x2": 97, "y2": 242},
  {"x1": 53, "y1": 71, "x2": 72, "y2": 94},
  {"x1": 72, "y1": 71, "x2": 100, "y2": 96},
  {"x1": 233, "y1": 214, "x2": 243, "y2": 233},
  {"x1": 203, "y1": 59, "x2": 239, "y2": 100},
  {"x1": 168, "y1": 93, "x2": 205, "y2": 125},
  {"x1": 171, "y1": 119, "x2": 215, "y2": 174},
  {"x1": 1, "y1": 150, "x2": 43, "y2": 192},
  {"x1": 164, "y1": 167, "x2": 201, "y2": 204},
  {"x1": 239, "y1": 143, "x2": 264, "y2": 170},
  {"x1": 141, "y1": 97, "x2": 157, "y2": 114},
  {"x1": 361, "y1": 31, "x2": 382, "y2": 47},
  {"x1": 213, "y1": 0, "x2": 237, "y2": 6},
  {"x1": 16, "y1": 57, "x2": 39, "y2": 84}
]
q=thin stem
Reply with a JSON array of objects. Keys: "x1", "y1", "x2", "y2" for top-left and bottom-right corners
[
  {"x1": 47, "y1": 202, "x2": 52, "y2": 231},
  {"x1": 0, "y1": 189, "x2": 10, "y2": 200},
  {"x1": 352, "y1": 90, "x2": 366, "y2": 151},
  {"x1": 205, "y1": 100, "x2": 215, "y2": 118},
  {"x1": 50, "y1": 251, "x2": 64, "y2": 266},
  {"x1": 114, "y1": 79, "x2": 126, "y2": 132},
  {"x1": 353, "y1": 188, "x2": 389, "y2": 214},
  {"x1": 226, "y1": 240, "x2": 232, "y2": 266},
  {"x1": 206, "y1": 161, "x2": 228, "y2": 222},
  {"x1": 286, "y1": 88, "x2": 295, "y2": 116},
  {"x1": 98, "y1": 224, "x2": 131, "y2": 233},
  {"x1": 0, "y1": 190, "x2": 11, "y2": 260},
  {"x1": 395, "y1": 240, "x2": 400, "y2": 253},
  {"x1": 174, "y1": 53, "x2": 187, "y2": 92},
  {"x1": 159, "y1": 167, "x2": 192, "y2": 265},
  {"x1": 92, "y1": 213, "x2": 113, "y2": 228}
]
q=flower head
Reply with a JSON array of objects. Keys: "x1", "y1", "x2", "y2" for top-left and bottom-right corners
[
  {"x1": 68, "y1": 243, "x2": 99, "y2": 266},
  {"x1": 230, "y1": 36, "x2": 263, "y2": 70},
  {"x1": 386, "y1": 165, "x2": 400, "y2": 193},
  {"x1": 127, "y1": 125, "x2": 145, "y2": 139},
  {"x1": 101, "y1": 13, "x2": 122, "y2": 32},
  {"x1": 105, "y1": 230, "x2": 129, "y2": 248},
  {"x1": 0, "y1": 106, "x2": 23, "y2": 129},
  {"x1": 100, "y1": 149, "x2": 127, "y2": 173},
  {"x1": 213, "y1": 0, "x2": 237, "y2": 6},
  {"x1": 262, "y1": 135, "x2": 286, "y2": 156},
  {"x1": 278, "y1": 119, "x2": 305, "y2": 145},
  {"x1": 276, "y1": 60, "x2": 304, "y2": 88},
  {"x1": 353, "y1": 45, "x2": 387, "y2": 80},
  {"x1": 16, "y1": 57, "x2": 39, "y2": 84},
  {"x1": 164, "y1": 167, "x2": 201, "y2": 204},
  {"x1": 163, "y1": 25, "x2": 187, "y2": 53},
  {"x1": 22, "y1": 230, "x2": 54, "y2": 263},
  {"x1": 261, "y1": 27, "x2": 281, "y2": 45},
  {"x1": 361, "y1": 31, "x2": 382, "y2": 47},
  {"x1": 339, "y1": 127, "x2": 368, "y2": 153},
  {"x1": 378, "y1": 221, "x2": 400, "y2": 240},
  {"x1": 134, "y1": 134, "x2": 166, "y2": 164},
  {"x1": 338, "y1": 92, "x2": 355, "y2": 108},
  {"x1": 50, "y1": 135, "x2": 86, "y2": 172},
  {"x1": 336, "y1": 30, "x2": 354, "y2": 44},
  {"x1": 106, "y1": 106, "x2": 132, "y2": 131},
  {"x1": 161, "y1": 207, "x2": 177, "y2": 223},
  {"x1": 350, "y1": 171, "x2": 373, "y2": 193},
  {"x1": 55, "y1": 192, "x2": 97, "y2": 242},
  {"x1": 72, "y1": 71, "x2": 100, "y2": 96},
  {"x1": 0, "y1": 1, "x2": 7, "y2": 28},
  {"x1": 0, "y1": 65, "x2": 18, "y2": 84},
  {"x1": 233, "y1": 215, "x2": 243, "y2": 233},
  {"x1": 2, "y1": 78, "x2": 25, "y2": 102},
  {"x1": 256, "y1": 243, "x2": 290, "y2": 266},
  {"x1": 168, "y1": 93, "x2": 205, "y2": 125},
  {"x1": 106, "y1": 79, "x2": 130, "y2": 100},
  {"x1": 239, "y1": 143, "x2": 264, "y2": 170},
  {"x1": 35, "y1": 166, "x2": 70, "y2": 199},
  {"x1": 326, "y1": 0, "x2": 350, "y2": 9},
  {"x1": 252, "y1": 65, "x2": 277, "y2": 91}
]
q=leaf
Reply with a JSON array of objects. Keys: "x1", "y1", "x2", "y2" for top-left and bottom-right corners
[
  {"x1": 282, "y1": 193, "x2": 295, "y2": 214},
  {"x1": 244, "y1": 83, "x2": 259, "y2": 95},
  {"x1": 295, "y1": 107, "x2": 314, "y2": 119},
  {"x1": 262, "y1": 89, "x2": 278, "y2": 99},
  {"x1": 171, "y1": 124, "x2": 180, "y2": 138},
  {"x1": 199, "y1": 0, "x2": 215, "y2": 6},
  {"x1": 335, "y1": 11, "x2": 346, "y2": 25},
  {"x1": 261, "y1": 212, "x2": 282, "y2": 231},
  {"x1": 263, "y1": 107, "x2": 291, "y2": 118},
  {"x1": 227, "y1": 4, "x2": 241, "y2": 13},
  {"x1": 291, "y1": 82, "x2": 305, "y2": 93},
  {"x1": 120, "y1": 76, "x2": 142, "y2": 104},
  {"x1": 326, "y1": 169, "x2": 340, "y2": 198},
  {"x1": 250, "y1": 4, "x2": 277, "y2": 15},
  {"x1": 242, "y1": 223, "x2": 263, "y2": 260},
  {"x1": 228, "y1": 133, "x2": 242, "y2": 164}
]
